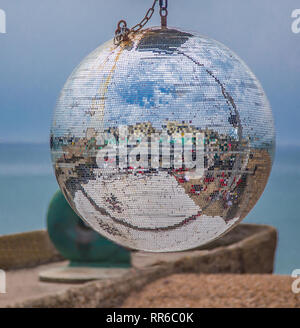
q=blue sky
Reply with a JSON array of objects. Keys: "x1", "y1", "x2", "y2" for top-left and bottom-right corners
[{"x1": 0, "y1": 0, "x2": 299, "y2": 145}]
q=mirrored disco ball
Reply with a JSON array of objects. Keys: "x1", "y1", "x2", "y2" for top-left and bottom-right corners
[{"x1": 51, "y1": 27, "x2": 275, "y2": 252}]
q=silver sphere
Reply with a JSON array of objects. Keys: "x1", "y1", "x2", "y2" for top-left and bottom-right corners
[{"x1": 51, "y1": 27, "x2": 275, "y2": 252}]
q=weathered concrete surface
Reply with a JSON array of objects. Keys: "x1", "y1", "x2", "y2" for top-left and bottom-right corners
[
  {"x1": 132, "y1": 224, "x2": 277, "y2": 274},
  {"x1": 0, "y1": 261, "x2": 73, "y2": 308},
  {"x1": 3, "y1": 224, "x2": 277, "y2": 308},
  {"x1": 0, "y1": 230, "x2": 64, "y2": 270},
  {"x1": 122, "y1": 274, "x2": 300, "y2": 308}
]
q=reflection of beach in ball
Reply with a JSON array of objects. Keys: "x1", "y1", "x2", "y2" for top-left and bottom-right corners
[{"x1": 50, "y1": 27, "x2": 275, "y2": 252}]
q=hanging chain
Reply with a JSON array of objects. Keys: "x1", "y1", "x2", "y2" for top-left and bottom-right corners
[
  {"x1": 131, "y1": 0, "x2": 158, "y2": 33},
  {"x1": 114, "y1": 0, "x2": 168, "y2": 45}
]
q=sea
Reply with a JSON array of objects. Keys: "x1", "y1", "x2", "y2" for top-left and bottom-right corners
[{"x1": 0, "y1": 142, "x2": 299, "y2": 274}]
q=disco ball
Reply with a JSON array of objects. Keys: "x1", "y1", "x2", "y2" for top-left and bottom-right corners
[{"x1": 50, "y1": 27, "x2": 275, "y2": 252}]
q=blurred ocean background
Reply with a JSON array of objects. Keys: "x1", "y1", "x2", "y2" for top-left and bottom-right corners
[{"x1": 0, "y1": 142, "x2": 299, "y2": 274}]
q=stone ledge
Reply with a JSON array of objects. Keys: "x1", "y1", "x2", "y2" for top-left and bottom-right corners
[
  {"x1": 0, "y1": 230, "x2": 64, "y2": 270},
  {"x1": 132, "y1": 224, "x2": 277, "y2": 273},
  {"x1": 8, "y1": 224, "x2": 277, "y2": 308}
]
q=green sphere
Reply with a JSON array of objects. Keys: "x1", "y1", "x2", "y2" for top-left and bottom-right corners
[{"x1": 47, "y1": 190, "x2": 131, "y2": 267}]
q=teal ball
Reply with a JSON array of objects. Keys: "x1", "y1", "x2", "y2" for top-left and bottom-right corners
[{"x1": 47, "y1": 190, "x2": 131, "y2": 267}]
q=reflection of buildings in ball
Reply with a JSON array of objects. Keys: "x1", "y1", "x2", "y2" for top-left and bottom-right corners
[{"x1": 51, "y1": 27, "x2": 275, "y2": 252}]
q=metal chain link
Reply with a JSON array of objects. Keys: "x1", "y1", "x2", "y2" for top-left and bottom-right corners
[
  {"x1": 114, "y1": 0, "x2": 158, "y2": 45},
  {"x1": 114, "y1": 0, "x2": 168, "y2": 45},
  {"x1": 159, "y1": 0, "x2": 168, "y2": 27},
  {"x1": 131, "y1": 0, "x2": 158, "y2": 33}
]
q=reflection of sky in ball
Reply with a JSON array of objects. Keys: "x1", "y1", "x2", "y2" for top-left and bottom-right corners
[{"x1": 52, "y1": 28, "x2": 274, "y2": 150}]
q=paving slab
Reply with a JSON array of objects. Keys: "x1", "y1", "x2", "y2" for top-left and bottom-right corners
[{"x1": 0, "y1": 261, "x2": 78, "y2": 308}]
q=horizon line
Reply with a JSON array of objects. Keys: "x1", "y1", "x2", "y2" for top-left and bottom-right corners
[{"x1": 0, "y1": 140, "x2": 299, "y2": 148}]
